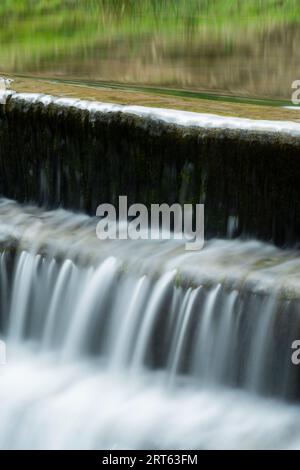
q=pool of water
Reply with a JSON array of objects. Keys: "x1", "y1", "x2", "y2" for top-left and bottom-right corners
[{"x1": 0, "y1": 0, "x2": 299, "y2": 100}]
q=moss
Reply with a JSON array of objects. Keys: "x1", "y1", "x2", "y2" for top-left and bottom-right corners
[{"x1": 174, "y1": 270, "x2": 181, "y2": 289}]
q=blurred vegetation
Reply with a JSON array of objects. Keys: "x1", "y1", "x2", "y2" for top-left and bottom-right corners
[
  {"x1": 0, "y1": 1, "x2": 299, "y2": 99},
  {"x1": 1, "y1": 0, "x2": 300, "y2": 67},
  {"x1": 1, "y1": 0, "x2": 300, "y2": 21}
]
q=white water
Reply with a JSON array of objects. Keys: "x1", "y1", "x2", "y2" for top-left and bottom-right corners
[
  {"x1": 1, "y1": 199, "x2": 300, "y2": 449},
  {"x1": 2, "y1": 90, "x2": 300, "y2": 136}
]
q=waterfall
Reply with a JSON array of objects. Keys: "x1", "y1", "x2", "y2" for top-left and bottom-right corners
[{"x1": 1, "y1": 198, "x2": 300, "y2": 449}]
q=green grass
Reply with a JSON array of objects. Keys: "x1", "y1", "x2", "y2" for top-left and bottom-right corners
[{"x1": 1, "y1": 1, "x2": 300, "y2": 79}]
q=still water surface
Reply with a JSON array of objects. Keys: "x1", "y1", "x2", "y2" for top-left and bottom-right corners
[{"x1": 0, "y1": 1, "x2": 299, "y2": 100}]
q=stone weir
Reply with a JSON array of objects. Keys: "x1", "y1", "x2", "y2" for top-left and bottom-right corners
[
  {"x1": 1, "y1": 91, "x2": 300, "y2": 246},
  {"x1": 1, "y1": 198, "x2": 300, "y2": 401}
]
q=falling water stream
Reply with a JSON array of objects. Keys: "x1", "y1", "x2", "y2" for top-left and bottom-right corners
[{"x1": 1, "y1": 198, "x2": 300, "y2": 449}]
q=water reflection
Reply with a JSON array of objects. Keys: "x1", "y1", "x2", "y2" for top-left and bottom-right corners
[{"x1": 0, "y1": 1, "x2": 299, "y2": 100}]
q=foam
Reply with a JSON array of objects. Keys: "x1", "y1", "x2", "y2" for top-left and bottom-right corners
[{"x1": 5, "y1": 91, "x2": 300, "y2": 137}]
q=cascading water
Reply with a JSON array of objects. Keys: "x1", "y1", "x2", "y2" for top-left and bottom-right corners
[{"x1": 1, "y1": 198, "x2": 300, "y2": 449}]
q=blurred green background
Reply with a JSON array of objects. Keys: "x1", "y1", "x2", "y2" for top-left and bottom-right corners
[{"x1": 0, "y1": 0, "x2": 299, "y2": 99}]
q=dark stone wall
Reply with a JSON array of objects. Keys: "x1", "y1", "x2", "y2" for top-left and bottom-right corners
[{"x1": 1, "y1": 95, "x2": 300, "y2": 245}]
